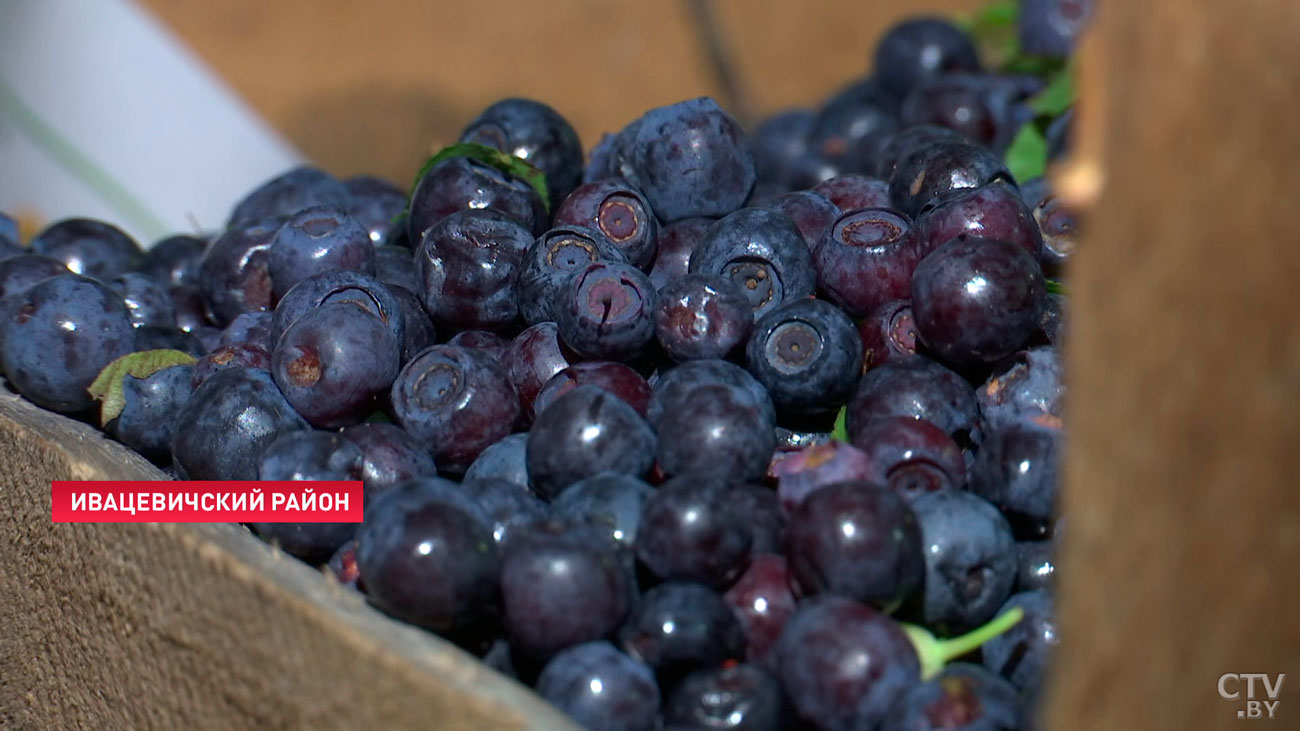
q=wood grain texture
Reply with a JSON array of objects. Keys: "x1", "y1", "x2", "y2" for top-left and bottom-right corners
[
  {"x1": 0, "y1": 391, "x2": 576, "y2": 731},
  {"x1": 1044, "y1": 1, "x2": 1300, "y2": 728}
]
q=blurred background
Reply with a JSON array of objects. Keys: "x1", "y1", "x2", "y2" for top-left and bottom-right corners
[{"x1": 0, "y1": 0, "x2": 976, "y2": 244}]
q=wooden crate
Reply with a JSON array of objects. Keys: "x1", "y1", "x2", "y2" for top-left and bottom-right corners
[{"x1": 2, "y1": 1, "x2": 1299, "y2": 729}]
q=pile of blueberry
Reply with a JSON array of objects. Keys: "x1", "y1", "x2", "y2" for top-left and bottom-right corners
[{"x1": 0, "y1": 4, "x2": 1089, "y2": 729}]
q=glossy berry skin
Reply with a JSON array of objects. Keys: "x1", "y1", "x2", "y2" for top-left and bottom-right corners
[
  {"x1": 908, "y1": 490, "x2": 1016, "y2": 634},
  {"x1": 344, "y1": 175, "x2": 407, "y2": 246},
  {"x1": 745, "y1": 298, "x2": 862, "y2": 413},
  {"x1": 648, "y1": 217, "x2": 713, "y2": 290},
  {"x1": 415, "y1": 209, "x2": 532, "y2": 332},
  {"x1": 688, "y1": 208, "x2": 815, "y2": 319},
  {"x1": 786, "y1": 481, "x2": 924, "y2": 610},
  {"x1": 534, "y1": 361, "x2": 652, "y2": 418},
  {"x1": 407, "y1": 155, "x2": 547, "y2": 242},
  {"x1": 390, "y1": 345, "x2": 521, "y2": 473},
  {"x1": 875, "y1": 124, "x2": 967, "y2": 181},
  {"x1": 516, "y1": 225, "x2": 627, "y2": 326},
  {"x1": 251, "y1": 431, "x2": 366, "y2": 563},
  {"x1": 776, "y1": 595, "x2": 921, "y2": 731},
  {"x1": 977, "y1": 347, "x2": 1065, "y2": 433},
  {"x1": 888, "y1": 140, "x2": 1013, "y2": 220},
  {"x1": 555, "y1": 261, "x2": 656, "y2": 361},
  {"x1": 270, "y1": 269, "x2": 404, "y2": 347},
  {"x1": 911, "y1": 236, "x2": 1047, "y2": 366},
  {"x1": 133, "y1": 325, "x2": 205, "y2": 356},
  {"x1": 553, "y1": 180, "x2": 659, "y2": 270},
  {"x1": 654, "y1": 273, "x2": 753, "y2": 362},
  {"x1": 112, "y1": 272, "x2": 176, "y2": 328},
  {"x1": 197, "y1": 219, "x2": 279, "y2": 326},
  {"x1": 461, "y1": 97, "x2": 584, "y2": 210},
  {"x1": 29, "y1": 218, "x2": 142, "y2": 281},
  {"x1": 271, "y1": 302, "x2": 401, "y2": 428},
  {"x1": 653, "y1": 380, "x2": 777, "y2": 484},
  {"x1": 970, "y1": 418, "x2": 1062, "y2": 536},
  {"x1": 812, "y1": 174, "x2": 892, "y2": 214},
  {"x1": 504, "y1": 322, "x2": 573, "y2": 423},
  {"x1": 750, "y1": 108, "x2": 816, "y2": 189},
  {"x1": 634, "y1": 476, "x2": 753, "y2": 588},
  {"x1": 190, "y1": 342, "x2": 271, "y2": 389},
  {"x1": 852, "y1": 416, "x2": 965, "y2": 502},
  {"x1": 447, "y1": 330, "x2": 511, "y2": 360},
  {"x1": 219, "y1": 311, "x2": 274, "y2": 351},
  {"x1": 913, "y1": 180, "x2": 1044, "y2": 261},
  {"x1": 772, "y1": 441, "x2": 874, "y2": 513},
  {"x1": 1034, "y1": 194, "x2": 1078, "y2": 277},
  {"x1": 227, "y1": 165, "x2": 350, "y2": 228},
  {"x1": 874, "y1": 17, "x2": 981, "y2": 98},
  {"x1": 859, "y1": 299, "x2": 919, "y2": 370},
  {"x1": 900, "y1": 73, "x2": 1040, "y2": 154},
  {"x1": 500, "y1": 519, "x2": 632, "y2": 659},
  {"x1": 169, "y1": 284, "x2": 208, "y2": 333},
  {"x1": 464, "y1": 433, "x2": 530, "y2": 488},
  {"x1": 762, "y1": 192, "x2": 840, "y2": 257},
  {"x1": 390, "y1": 286, "x2": 437, "y2": 362},
  {"x1": 807, "y1": 79, "x2": 900, "y2": 175},
  {"x1": 142, "y1": 234, "x2": 206, "y2": 287},
  {"x1": 882, "y1": 663, "x2": 1024, "y2": 731},
  {"x1": 1, "y1": 274, "x2": 135, "y2": 413},
  {"x1": 619, "y1": 582, "x2": 746, "y2": 678},
  {"x1": 526, "y1": 385, "x2": 656, "y2": 499},
  {"x1": 1016, "y1": 540, "x2": 1056, "y2": 592},
  {"x1": 172, "y1": 367, "x2": 308, "y2": 480},
  {"x1": 106, "y1": 364, "x2": 194, "y2": 461},
  {"x1": 620, "y1": 97, "x2": 755, "y2": 222},
  {"x1": 664, "y1": 663, "x2": 789, "y2": 731},
  {"x1": 464, "y1": 477, "x2": 547, "y2": 545},
  {"x1": 1019, "y1": 0, "x2": 1095, "y2": 57},
  {"x1": 356, "y1": 480, "x2": 500, "y2": 633},
  {"x1": 0, "y1": 254, "x2": 72, "y2": 303},
  {"x1": 846, "y1": 356, "x2": 981, "y2": 445},
  {"x1": 814, "y1": 207, "x2": 919, "y2": 317},
  {"x1": 723, "y1": 554, "x2": 799, "y2": 672},
  {"x1": 535, "y1": 641, "x2": 660, "y2": 731},
  {"x1": 648, "y1": 358, "x2": 775, "y2": 423},
  {"x1": 372, "y1": 244, "x2": 421, "y2": 293},
  {"x1": 980, "y1": 590, "x2": 1058, "y2": 699},
  {"x1": 730, "y1": 482, "x2": 785, "y2": 555},
  {"x1": 549, "y1": 472, "x2": 654, "y2": 549},
  {"x1": 268, "y1": 205, "x2": 376, "y2": 299},
  {"x1": 339, "y1": 422, "x2": 438, "y2": 505}
]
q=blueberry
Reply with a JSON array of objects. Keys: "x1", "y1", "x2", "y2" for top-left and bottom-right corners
[
  {"x1": 0, "y1": 254, "x2": 70, "y2": 304},
  {"x1": 911, "y1": 236, "x2": 1046, "y2": 366},
  {"x1": 888, "y1": 140, "x2": 1014, "y2": 219},
  {"x1": 619, "y1": 581, "x2": 746, "y2": 679},
  {"x1": 771, "y1": 440, "x2": 873, "y2": 512},
  {"x1": 723, "y1": 554, "x2": 799, "y2": 672},
  {"x1": 105, "y1": 364, "x2": 194, "y2": 461},
  {"x1": 858, "y1": 299, "x2": 919, "y2": 370},
  {"x1": 447, "y1": 330, "x2": 512, "y2": 361},
  {"x1": 874, "y1": 17, "x2": 981, "y2": 98},
  {"x1": 620, "y1": 97, "x2": 756, "y2": 221},
  {"x1": 750, "y1": 108, "x2": 816, "y2": 189},
  {"x1": 463, "y1": 477, "x2": 548, "y2": 545},
  {"x1": 112, "y1": 272, "x2": 175, "y2": 328},
  {"x1": 407, "y1": 155, "x2": 547, "y2": 242},
  {"x1": 1039, "y1": 292, "x2": 1067, "y2": 347},
  {"x1": 197, "y1": 219, "x2": 279, "y2": 326},
  {"x1": 980, "y1": 590, "x2": 1058, "y2": 700},
  {"x1": 688, "y1": 208, "x2": 816, "y2": 319},
  {"x1": 882, "y1": 663, "x2": 1025, "y2": 731},
  {"x1": 552, "y1": 180, "x2": 659, "y2": 270},
  {"x1": 648, "y1": 217, "x2": 713, "y2": 290},
  {"x1": 813, "y1": 174, "x2": 894, "y2": 213},
  {"x1": 634, "y1": 476, "x2": 752, "y2": 588},
  {"x1": 976, "y1": 347, "x2": 1065, "y2": 432},
  {"x1": 339, "y1": 422, "x2": 438, "y2": 505},
  {"x1": 390, "y1": 344, "x2": 521, "y2": 473},
  {"x1": 133, "y1": 325, "x2": 205, "y2": 356},
  {"x1": 745, "y1": 297, "x2": 862, "y2": 413},
  {"x1": 1015, "y1": 540, "x2": 1057, "y2": 592},
  {"x1": 533, "y1": 361, "x2": 653, "y2": 419},
  {"x1": 141, "y1": 234, "x2": 207, "y2": 287},
  {"x1": 900, "y1": 73, "x2": 1040, "y2": 154},
  {"x1": 414, "y1": 209, "x2": 532, "y2": 332},
  {"x1": 270, "y1": 269, "x2": 405, "y2": 347},
  {"x1": 460, "y1": 97, "x2": 584, "y2": 211},
  {"x1": 776, "y1": 595, "x2": 921, "y2": 730},
  {"x1": 516, "y1": 225, "x2": 627, "y2": 326},
  {"x1": 389, "y1": 285, "x2": 437, "y2": 362},
  {"x1": 535, "y1": 641, "x2": 660, "y2": 731},
  {"x1": 169, "y1": 284, "x2": 209, "y2": 333},
  {"x1": 1033, "y1": 193, "x2": 1078, "y2": 277},
  {"x1": 913, "y1": 179, "x2": 1044, "y2": 261},
  {"x1": 251, "y1": 430, "x2": 366, "y2": 562},
  {"x1": 463, "y1": 432, "x2": 530, "y2": 488},
  {"x1": 218, "y1": 311, "x2": 274, "y2": 351},
  {"x1": 970, "y1": 417, "x2": 1062, "y2": 538},
  {"x1": 500, "y1": 519, "x2": 632, "y2": 659},
  {"x1": 648, "y1": 358, "x2": 776, "y2": 427},
  {"x1": 875, "y1": 124, "x2": 967, "y2": 180},
  {"x1": 555, "y1": 261, "x2": 656, "y2": 361},
  {"x1": 29, "y1": 218, "x2": 143, "y2": 281},
  {"x1": 271, "y1": 302, "x2": 401, "y2": 428},
  {"x1": 1018, "y1": 0, "x2": 1095, "y2": 57},
  {"x1": 653, "y1": 379, "x2": 777, "y2": 483},
  {"x1": 171, "y1": 367, "x2": 309, "y2": 480},
  {"x1": 190, "y1": 342, "x2": 271, "y2": 389},
  {"x1": 846, "y1": 356, "x2": 981, "y2": 445},
  {"x1": 372, "y1": 244, "x2": 420, "y2": 294},
  {"x1": 907, "y1": 490, "x2": 1016, "y2": 634},
  {"x1": 356, "y1": 480, "x2": 499, "y2": 633},
  {"x1": 343, "y1": 175, "x2": 407, "y2": 246},
  {"x1": 807, "y1": 78, "x2": 900, "y2": 174},
  {"x1": 1, "y1": 274, "x2": 135, "y2": 413},
  {"x1": 227, "y1": 165, "x2": 350, "y2": 228},
  {"x1": 761, "y1": 190, "x2": 841, "y2": 254},
  {"x1": 728, "y1": 482, "x2": 786, "y2": 555},
  {"x1": 851, "y1": 416, "x2": 966, "y2": 502},
  {"x1": 663, "y1": 663, "x2": 790, "y2": 731},
  {"x1": 526, "y1": 384, "x2": 656, "y2": 499},
  {"x1": 268, "y1": 205, "x2": 376, "y2": 299},
  {"x1": 0, "y1": 211, "x2": 22, "y2": 258},
  {"x1": 653, "y1": 272, "x2": 753, "y2": 362},
  {"x1": 549, "y1": 472, "x2": 654, "y2": 548},
  {"x1": 582, "y1": 132, "x2": 618, "y2": 184},
  {"x1": 504, "y1": 321, "x2": 572, "y2": 424}
]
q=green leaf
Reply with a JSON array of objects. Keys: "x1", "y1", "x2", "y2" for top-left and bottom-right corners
[
  {"x1": 1004, "y1": 122, "x2": 1049, "y2": 182},
  {"x1": 1028, "y1": 64, "x2": 1076, "y2": 118},
  {"x1": 365, "y1": 410, "x2": 393, "y2": 424},
  {"x1": 831, "y1": 405, "x2": 849, "y2": 444},
  {"x1": 406, "y1": 142, "x2": 550, "y2": 215},
  {"x1": 961, "y1": 0, "x2": 1021, "y2": 67},
  {"x1": 1046, "y1": 279, "x2": 1068, "y2": 295},
  {"x1": 87, "y1": 349, "x2": 198, "y2": 428}
]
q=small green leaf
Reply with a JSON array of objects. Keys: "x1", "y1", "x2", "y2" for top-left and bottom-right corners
[
  {"x1": 406, "y1": 142, "x2": 550, "y2": 215},
  {"x1": 1027, "y1": 64, "x2": 1076, "y2": 118},
  {"x1": 88, "y1": 349, "x2": 198, "y2": 428},
  {"x1": 831, "y1": 406, "x2": 849, "y2": 444},
  {"x1": 961, "y1": 0, "x2": 1021, "y2": 67},
  {"x1": 365, "y1": 410, "x2": 393, "y2": 424},
  {"x1": 1046, "y1": 279, "x2": 1068, "y2": 295},
  {"x1": 1004, "y1": 122, "x2": 1049, "y2": 182}
]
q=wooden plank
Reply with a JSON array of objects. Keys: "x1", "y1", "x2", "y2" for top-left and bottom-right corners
[{"x1": 1045, "y1": 1, "x2": 1300, "y2": 728}]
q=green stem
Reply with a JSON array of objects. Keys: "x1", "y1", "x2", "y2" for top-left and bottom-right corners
[
  {"x1": 936, "y1": 606, "x2": 1024, "y2": 661},
  {"x1": 1046, "y1": 279, "x2": 1068, "y2": 295}
]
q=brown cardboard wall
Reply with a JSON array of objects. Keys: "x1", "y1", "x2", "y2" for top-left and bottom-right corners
[{"x1": 141, "y1": 0, "x2": 980, "y2": 185}]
